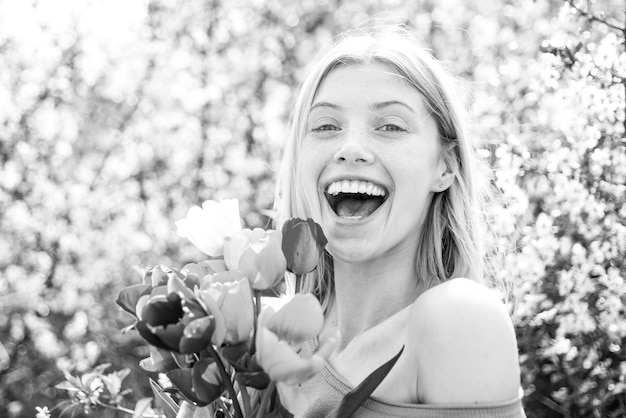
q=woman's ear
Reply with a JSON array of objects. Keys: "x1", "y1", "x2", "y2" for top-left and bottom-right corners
[{"x1": 430, "y1": 161, "x2": 455, "y2": 192}]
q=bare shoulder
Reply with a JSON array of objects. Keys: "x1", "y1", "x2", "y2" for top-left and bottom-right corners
[{"x1": 407, "y1": 278, "x2": 521, "y2": 404}]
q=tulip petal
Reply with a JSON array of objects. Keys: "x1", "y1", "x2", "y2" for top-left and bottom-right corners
[
  {"x1": 182, "y1": 262, "x2": 209, "y2": 279},
  {"x1": 136, "y1": 320, "x2": 171, "y2": 350},
  {"x1": 256, "y1": 326, "x2": 325, "y2": 385},
  {"x1": 221, "y1": 341, "x2": 250, "y2": 364},
  {"x1": 268, "y1": 294, "x2": 324, "y2": 346},
  {"x1": 192, "y1": 359, "x2": 222, "y2": 404},
  {"x1": 176, "y1": 199, "x2": 242, "y2": 257},
  {"x1": 200, "y1": 259, "x2": 227, "y2": 274},
  {"x1": 150, "y1": 322, "x2": 186, "y2": 351},
  {"x1": 116, "y1": 284, "x2": 151, "y2": 317},
  {"x1": 167, "y1": 276, "x2": 195, "y2": 301},
  {"x1": 139, "y1": 348, "x2": 179, "y2": 373},
  {"x1": 142, "y1": 293, "x2": 184, "y2": 328},
  {"x1": 196, "y1": 290, "x2": 226, "y2": 346},
  {"x1": 237, "y1": 370, "x2": 270, "y2": 389},
  {"x1": 179, "y1": 316, "x2": 215, "y2": 354},
  {"x1": 224, "y1": 231, "x2": 252, "y2": 271},
  {"x1": 281, "y1": 218, "x2": 325, "y2": 275}
]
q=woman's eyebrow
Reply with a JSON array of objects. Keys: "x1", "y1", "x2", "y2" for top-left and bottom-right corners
[
  {"x1": 310, "y1": 101, "x2": 340, "y2": 111},
  {"x1": 372, "y1": 100, "x2": 415, "y2": 113},
  {"x1": 309, "y1": 100, "x2": 416, "y2": 113}
]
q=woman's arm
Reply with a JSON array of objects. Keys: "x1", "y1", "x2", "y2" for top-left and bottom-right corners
[{"x1": 408, "y1": 278, "x2": 521, "y2": 405}]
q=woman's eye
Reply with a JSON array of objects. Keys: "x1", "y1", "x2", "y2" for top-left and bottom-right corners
[
  {"x1": 313, "y1": 124, "x2": 339, "y2": 132},
  {"x1": 378, "y1": 124, "x2": 406, "y2": 132}
]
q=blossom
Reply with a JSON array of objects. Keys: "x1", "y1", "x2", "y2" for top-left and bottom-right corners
[
  {"x1": 264, "y1": 293, "x2": 324, "y2": 346},
  {"x1": 224, "y1": 228, "x2": 287, "y2": 290},
  {"x1": 136, "y1": 293, "x2": 186, "y2": 351},
  {"x1": 255, "y1": 294, "x2": 338, "y2": 385},
  {"x1": 197, "y1": 271, "x2": 255, "y2": 345},
  {"x1": 281, "y1": 218, "x2": 327, "y2": 275},
  {"x1": 176, "y1": 199, "x2": 242, "y2": 257},
  {"x1": 181, "y1": 259, "x2": 227, "y2": 280},
  {"x1": 35, "y1": 406, "x2": 51, "y2": 418}
]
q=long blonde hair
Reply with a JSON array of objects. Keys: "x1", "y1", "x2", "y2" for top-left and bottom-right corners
[{"x1": 275, "y1": 25, "x2": 492, "y2": 310}]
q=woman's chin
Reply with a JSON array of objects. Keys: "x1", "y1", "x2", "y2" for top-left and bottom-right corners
[{"x1": 326, "y1": 240, "x2": 380, "y2": 265}]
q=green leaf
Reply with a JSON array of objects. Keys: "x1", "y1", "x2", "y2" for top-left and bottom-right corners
[
  {"x1": 167, "y1": 368, "x2": 208, "y2": 406},
  {"x1": 149, "y1": 379, "x2": 179, "y2": 418},
  {"x1": 326, "y1": 346, "x2": 404, "y2": 418},
  {"x1": 133, "y1": 398, "x2": 153, "y2": 418}
]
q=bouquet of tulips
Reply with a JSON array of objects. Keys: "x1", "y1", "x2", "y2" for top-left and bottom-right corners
[{"x1": 116, "y1": 199, "x2": 338, "y2": 418}]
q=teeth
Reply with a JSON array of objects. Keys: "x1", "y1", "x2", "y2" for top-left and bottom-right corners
[{"x1": 326, "y1": 180, "x2": 387, "y2": 197}]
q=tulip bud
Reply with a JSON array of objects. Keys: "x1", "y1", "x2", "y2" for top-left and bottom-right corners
[
  {"x1": 176, "y1": 199, "x2": 242, "y2": 257},
  {"x1": 197, "y1": 272, "x2": 255, "y2": 345},
  {"x1": 224, "y1": 228, "x2": 287, "y2": 290},
  {"x1": 281, "y1": 218, "x2": 327, "y2": 275}
]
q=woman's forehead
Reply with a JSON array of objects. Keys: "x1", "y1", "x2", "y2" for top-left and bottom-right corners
[{"x1": 311, "y1": 63, "x2": 429, "y2": 116}]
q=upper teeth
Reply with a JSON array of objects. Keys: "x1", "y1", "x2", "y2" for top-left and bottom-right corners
[{"x1": 326, "y1": 180, "x2": 387, "y2": 197}]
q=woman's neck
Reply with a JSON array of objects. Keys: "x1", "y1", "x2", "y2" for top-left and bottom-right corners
[{"x1": 329, "y1": 249, "x2": 427, "y2": 349}]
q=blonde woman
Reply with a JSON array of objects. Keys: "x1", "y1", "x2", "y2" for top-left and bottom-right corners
[{"x1": 276, "y1": 25, "x2": 525, "y2": 417}]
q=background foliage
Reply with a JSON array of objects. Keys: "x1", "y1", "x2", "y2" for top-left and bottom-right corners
[{"x1": 0, "y1": 0, "x2": 624, "y2": 417}]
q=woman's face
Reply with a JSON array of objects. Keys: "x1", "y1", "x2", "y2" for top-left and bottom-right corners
[{"x1": 299, "y1": 62, "x2": 449, "y2": 264}]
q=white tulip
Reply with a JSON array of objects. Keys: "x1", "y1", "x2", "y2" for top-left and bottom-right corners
[{"x1": 175, "y1": 199, "x2": 242, "y2": 257}]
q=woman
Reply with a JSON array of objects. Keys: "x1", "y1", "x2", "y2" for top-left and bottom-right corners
[{"x1": 275, "y1": 25, "x2": 525, "y2": 417}]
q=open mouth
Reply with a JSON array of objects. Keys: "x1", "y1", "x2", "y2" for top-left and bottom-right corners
[{"x1": 324, "y1": 180, "x2": 388, "y2": 219}]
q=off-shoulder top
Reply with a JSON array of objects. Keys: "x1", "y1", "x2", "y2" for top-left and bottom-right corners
[{"x1": 297, "y1": 340, "x2": 526, "y2": 418}]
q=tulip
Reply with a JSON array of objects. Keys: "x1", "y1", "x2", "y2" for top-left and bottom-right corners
[
  {"x1": 182, "y1": 260, "x2": 227, "y2": 280},
  {"x1": 255, "y1": 294, "x2": 338, "y2": 385},
  {"x1": 264, "y1": 294, "x2": 324, "y2": 346},
  {"x1": 281, "y1": 218, "x2": 327, "y2": 275},
  {"x1": 197, "y1": 271, "x2": 255, "y2": 345},
  {"x1": 176, "y1": 199, "x2": 242, "y2": 257},
  {"x1": 139, "y1": 347, "x2": 178, "y2": 373},
  {"x1": 143, "y1": 264, "x2": 184, "y2": 288},
  {"x1": 136, "y1": 293, "x2": 186, "y2": 352},
  {"x1": 224, "y1": 228, "x2": 287, "y2": 290}
]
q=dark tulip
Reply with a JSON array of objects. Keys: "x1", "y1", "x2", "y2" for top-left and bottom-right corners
[
  {"x1": 136, "y1": 293, "x2": 186, "y2": 351},
  {"x1": 192, "y1": 358, "x2": 223, "y2": 404},
  {"x1": 281, "y1": 218, "x2": 327, "y2": 275}
]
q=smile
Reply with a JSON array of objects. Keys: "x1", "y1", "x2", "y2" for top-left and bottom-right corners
[{"x1": 324, "y1": 179, "x2": 389, "y2": 219}]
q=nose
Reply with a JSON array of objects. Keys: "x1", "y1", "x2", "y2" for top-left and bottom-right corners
[{"x1": 333, "y1": 130, "x2": 374, "y2": 164}]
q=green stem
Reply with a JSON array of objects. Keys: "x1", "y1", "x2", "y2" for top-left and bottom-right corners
[
  {"x1": 206, "y1": 344, "x2": 244, "y2": 418},
  {"x1": 255, "y1": 381, "x2": 276, "y2": 418},
  {"x1": 295, "y1": 274, "x2": 302, "y2": 293},
  {"x1": 236, "y1": 376, "x2": 253, "y2": 417},
  {"x1": 255, "y1": 291, "x2": 262, "y2": 320}
]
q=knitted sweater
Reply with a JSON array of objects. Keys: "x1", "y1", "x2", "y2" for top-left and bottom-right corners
[{"x1": 297, "y1": 340, "x2": 526, "y2": 418}]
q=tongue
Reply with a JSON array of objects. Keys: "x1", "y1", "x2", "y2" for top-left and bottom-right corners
[{"x1": 336, "y1": 198, "x2": 381, "y2": 218}]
